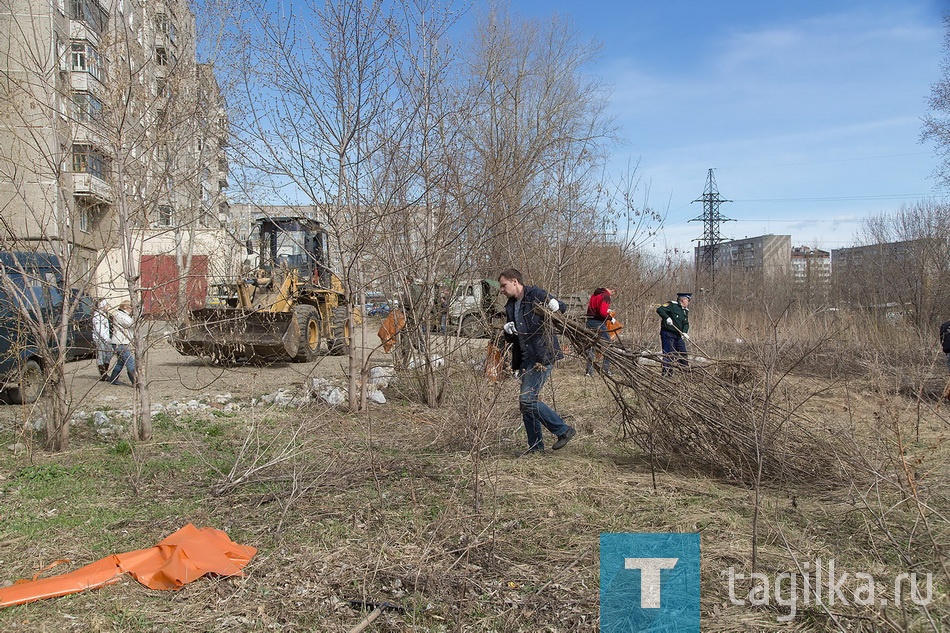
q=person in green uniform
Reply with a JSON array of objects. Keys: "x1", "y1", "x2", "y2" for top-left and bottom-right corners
[{"x1": 656, "y1": 292, "x2": 691, "y2": 376}]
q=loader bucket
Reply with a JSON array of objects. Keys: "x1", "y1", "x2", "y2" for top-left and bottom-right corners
[{"x1": 172, "y1": 308, "x2": 300, "y2": 361}]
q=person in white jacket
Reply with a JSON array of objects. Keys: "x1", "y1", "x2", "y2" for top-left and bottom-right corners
[
  {"x1": 92, "y1": 299, "x2": 114, "y2": 381},
  {"x1": 107, "y1": 300, "x2": 137, "y2": 386}
]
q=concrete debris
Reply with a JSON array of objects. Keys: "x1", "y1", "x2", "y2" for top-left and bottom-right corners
[
  {"x1": 91, "y1": 410, "x2": 125, "y2": 437},
  {"x1": 367, "y1": 389, "x2": 386, "y2": 404},
  {"x1": 7, "y1": 443, "x2": 26, "y2": 454},
  {"x1": 307, "y1": 379, "x2": 345, "y2": 407},
  {"x1": 367, "y1": 366, "x2": 396, "y2": 389},
  {"x1": 214, "y1": 393, "x2": 233, "y2": 404},
  {"x1": 259, "y1": 388, "x2": 297, "y2": 406},
  {"x1": 407, "y1": 354, "x2": 444, "y2": 370}
]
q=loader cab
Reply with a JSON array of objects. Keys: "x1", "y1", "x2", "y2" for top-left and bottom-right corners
[{"x1": 257, "y1": 217, "x2": 332, "y2": 288}]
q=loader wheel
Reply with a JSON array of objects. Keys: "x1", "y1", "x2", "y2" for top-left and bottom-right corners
[
  {"x1": 292, "y1": 305, "x2": 322, "y2": 363},
  {"x1": 327, "y1": 306, "x2": 350, "y2": 356}
]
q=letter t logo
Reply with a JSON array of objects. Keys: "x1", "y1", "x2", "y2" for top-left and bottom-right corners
[{"x1": 624, "y1": 558, "x2": 679, "y2": 608}]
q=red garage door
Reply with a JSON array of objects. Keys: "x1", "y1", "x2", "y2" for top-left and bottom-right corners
[{"x1": 141, "y1": 255, "x2": 208, "y2": 317}]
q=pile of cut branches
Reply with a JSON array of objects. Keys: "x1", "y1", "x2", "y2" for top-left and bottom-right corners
[{"x1": 550, "y1": 312, "x2": 844, "y2": 486}]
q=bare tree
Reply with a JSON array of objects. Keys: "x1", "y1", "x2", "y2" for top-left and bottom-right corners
[
  {"x1": 922, "y1": 14, "x2": 950, "y2": 190},
  {"x1": 0, "y1": 0, "x2": 228, "y2": 449},
  {"x1": 0, "y1": 0, "x2": 121, "y2": 449},
  {"x1": 848, "y1": 201, "x2": 950, "y2": 329},
  {"x1": 457, "y1": 4, "x2": 619, "y2": 287}
]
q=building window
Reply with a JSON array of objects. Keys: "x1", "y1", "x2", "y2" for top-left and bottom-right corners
[
  {"x1": 154, "y1": 14, "x2": 176, "y2": 43},
  {"x1": 72, "y1": 92, "x2": 102, "y2": 122},
  {"x1": 69, "y1": 0, "x2": 107, "y2": 36},
  {"x1": 72, "y1": 144, "x2": 108, "y2": 179},
  {"x1": 70, "y1": 41, "x2": 100, "y2": 80},
  {"x1": 56, "y1": 35, "x2": 67, "y2": 71},
  {"x1": 78, "y1": 205, "x2": 90, "y2": 233},
  {"x1": 156, "y1": 46, "x2": 168, "y2": 66},
  {"x1": 158, "y1": 205, "x2": 173, "y2": 227}
]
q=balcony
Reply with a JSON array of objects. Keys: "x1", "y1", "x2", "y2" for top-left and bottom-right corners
[
  {"x1": 72, "y1": 124, "x2": 109, "y2": 149},
  {"x1": 72, "y1": 172, "x2": 113, "y2": 204},
  {"x1": 69, "y1": 19, "x2": 101, "y2": 47},
  {"x1": 69, "y1": 0, "x2": 107, "y2": 41}
]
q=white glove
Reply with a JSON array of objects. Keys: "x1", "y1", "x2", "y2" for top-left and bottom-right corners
[
  {"x1": 666, "y1": 317, "x2": 673, "y2": 326},
  {"x1": 503, "y1": 321, "x2": 517, "y2": 335},
  {"x1": 547, "y1": 298, "x2": 560, "y2": 311},
  {"x1": 682, "y1": 333, "x2": 690, "y2": 340}
]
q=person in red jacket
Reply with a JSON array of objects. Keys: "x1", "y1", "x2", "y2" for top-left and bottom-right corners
[{"x1": 585, "y1": 287, "x2": 615, "y2": 376}]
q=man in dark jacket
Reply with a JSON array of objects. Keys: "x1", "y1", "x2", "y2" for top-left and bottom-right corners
[
  {"x1": 499, "y1": 268, "x2": 576, "y2": 454},
  {"x1": 656, "y1": 292, "x2": 691, "y2": 376},
  {"x1": 941, "y1": 320, "x2": 950, "y2": 373}
]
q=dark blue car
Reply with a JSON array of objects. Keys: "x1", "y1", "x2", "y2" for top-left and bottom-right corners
[{"x1": 0, "y1": 252, "x2": 95, "y2": 404}]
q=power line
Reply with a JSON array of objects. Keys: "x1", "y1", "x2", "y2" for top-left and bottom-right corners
[{"x1": 733, "y1": 193, "x2": 940, "y2": 203}]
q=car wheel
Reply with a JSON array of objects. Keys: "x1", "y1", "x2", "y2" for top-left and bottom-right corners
[
  {"x1": 460, "y1": 315, "x2": 484, "y2": 338},
  {"x1": 9, "y1": 358, "x2": 45, "y2": 404}
]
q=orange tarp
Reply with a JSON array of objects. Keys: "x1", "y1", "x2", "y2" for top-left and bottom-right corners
[{"x1": 0, "y1": 524, "x2": 256, "y2": 609}]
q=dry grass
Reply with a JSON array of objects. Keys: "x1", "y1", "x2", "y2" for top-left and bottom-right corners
[{"x1": 0, "y1": 316, "x2": 947, "y2": 631}]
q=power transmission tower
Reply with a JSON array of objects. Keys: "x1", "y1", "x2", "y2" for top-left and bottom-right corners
[{"x1": 689, "y1": 169, "x2": 733, "y2": 289}]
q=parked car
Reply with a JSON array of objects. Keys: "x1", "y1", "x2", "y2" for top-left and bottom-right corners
[
  {"x1": 0, "y1": 252, "x2": 96, "y2": 403},
  {"x1": 365, "y1": 301, "x2": 392, "y2": 317}
]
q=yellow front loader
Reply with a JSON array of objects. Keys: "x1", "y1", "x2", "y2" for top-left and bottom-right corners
[{"x1": 173, "y1": 217, "x2": 353, "y2": 363}]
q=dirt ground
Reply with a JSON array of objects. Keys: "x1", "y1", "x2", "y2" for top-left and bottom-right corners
[{"x1": 18, "y1": 319, "x2": 392, "y2": 415}]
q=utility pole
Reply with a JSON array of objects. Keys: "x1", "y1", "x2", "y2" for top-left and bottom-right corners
[{"x1": 689, "y1": 169, "x2": 733, "y2": 289}]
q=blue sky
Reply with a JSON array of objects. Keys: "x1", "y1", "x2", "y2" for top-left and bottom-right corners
[{"x1": 512, "y1": 0, "x2": 947, "y2": 255}]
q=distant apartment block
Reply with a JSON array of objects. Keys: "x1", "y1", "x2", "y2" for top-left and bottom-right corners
[
  {"x1": 695, "y1": 234, "x2": 792, "y2": 283},
  {"x1": 790, "y1": 245, "x2": 831, "y2": 285},
  {"x1": 0, "y1": 0, "x2": 229, "y2": 288}
]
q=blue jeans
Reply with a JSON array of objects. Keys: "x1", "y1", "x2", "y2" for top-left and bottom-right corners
[
  {"x1": 109, "y1": 344, "x2": 137, "y2": 384},
  {"x1": 660, "y1": 330, "x2": 688, "y2": 376},
  {"x1": 519, "y1": 364, "x2": 570, "y2": 450},
  {"x1": 96, "y1": 339, "x2": 114, "y2": 367},
  {"x1": 585, "y1": 318, "x2": 611, "y2": 375}
]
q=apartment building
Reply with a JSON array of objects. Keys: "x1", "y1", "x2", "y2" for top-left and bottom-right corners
[
  {"x1": 790, "y1": 245, "x2": 831, "y2": 285},
  {"x1": 695, "y1": 234, "x2": 792, "y2": 284},
  {"x1": 0, "y1": 0, "x2": 228, "y2": 296}
]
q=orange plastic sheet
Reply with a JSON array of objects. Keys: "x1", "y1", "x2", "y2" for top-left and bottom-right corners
[{"x1": 0, "y1": 524, "x2": 256, "y2": 609}]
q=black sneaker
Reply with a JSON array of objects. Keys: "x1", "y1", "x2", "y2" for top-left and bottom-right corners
[{"x1": 552, "y1": 427, "x2": 576, "y2": 450}]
